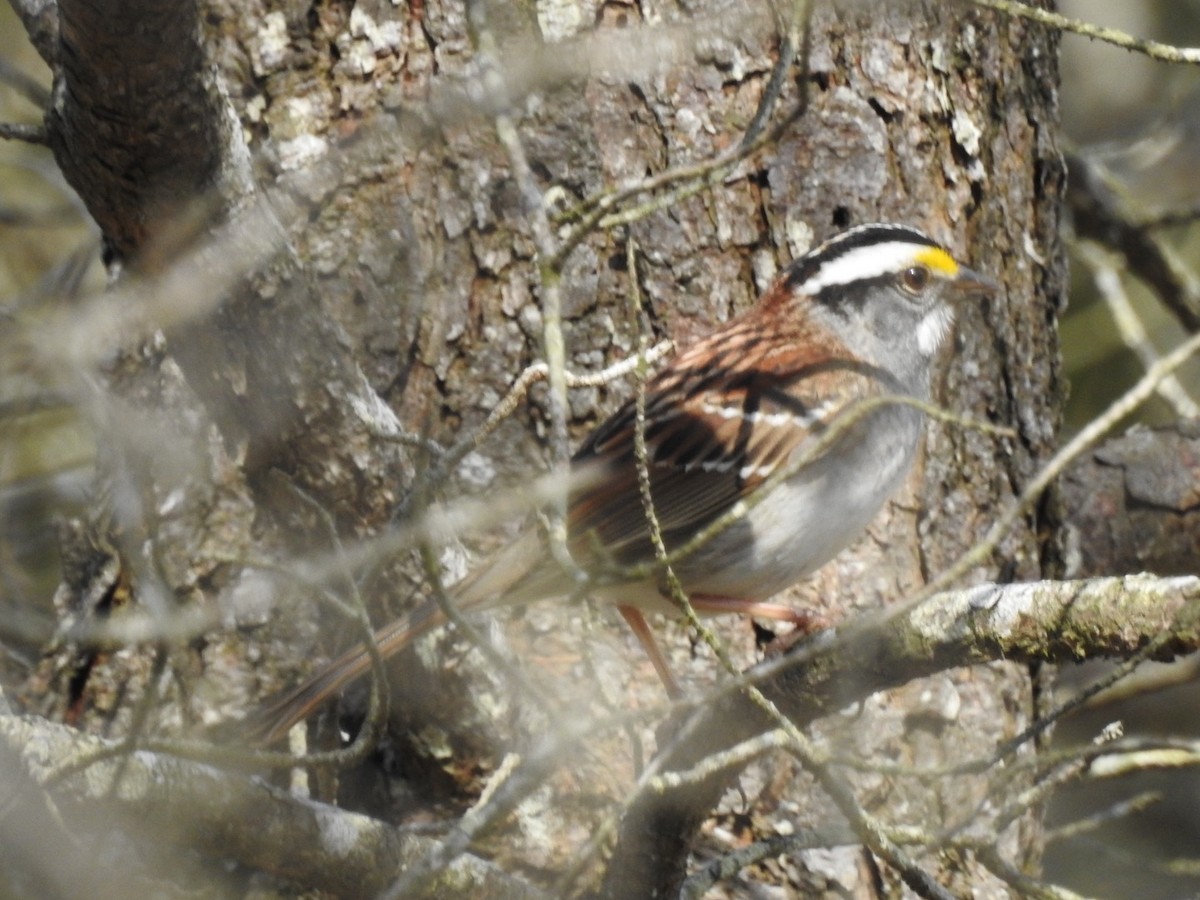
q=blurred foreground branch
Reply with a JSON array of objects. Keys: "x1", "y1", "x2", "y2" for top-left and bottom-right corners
[
  {"x1": 0, "y1": 712, "x2": 550, "y2": 900},
  {"x1": 8, "y1": 573, "x2": 1196, "y2": 897},
  {"x1": 1068, "y1": 151, "x2": 1200, "y2": 333}
]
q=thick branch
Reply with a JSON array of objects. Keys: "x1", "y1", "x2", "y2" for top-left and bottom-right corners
[
  {"x1": 44, "y1": 0, "x2": 246, "y2": 260},
  {"x1": 0, "y1": 714, "x2": 549, "y2": 900}
]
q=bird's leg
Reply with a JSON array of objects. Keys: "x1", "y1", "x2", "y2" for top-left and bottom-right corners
[
  {"x1": 617, "y1": 599, "x2": 827, "y2": 697},
  {"x1": 688, "y1": 594, "x2": 829, "y2": 653},
  {"x1": 617, "y1": 604, "x2": 683, "y2": 699},
  {"x1": 686, "y1": 594, "x2": 812, "y2": 626}
]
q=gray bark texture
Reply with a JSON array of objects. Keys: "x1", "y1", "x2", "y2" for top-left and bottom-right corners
[
  {"x1": 1059, "y1": 420, "x2": 1200, "y2": 579},
  {"x1": 6, "y1": 0, "x2": 1080, "y2": 897}
]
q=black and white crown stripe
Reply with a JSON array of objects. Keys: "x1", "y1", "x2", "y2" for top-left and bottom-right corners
[{"x1": 785, "y1": 223, "x2": 951, "y2": 295}]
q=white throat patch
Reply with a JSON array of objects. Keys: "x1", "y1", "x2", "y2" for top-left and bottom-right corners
[{"x1": 916, "y1": 304, "x2": 955, "y2": 356}]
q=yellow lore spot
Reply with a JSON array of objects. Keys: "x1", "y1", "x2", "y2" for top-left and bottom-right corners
[{"x1": 914, "y1": 246, "x2": 959, "y2": 278}]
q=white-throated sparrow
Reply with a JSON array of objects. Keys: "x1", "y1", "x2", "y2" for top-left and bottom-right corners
[{"x1": 249, "y1": 222, "x2": 993, "y2": 743}]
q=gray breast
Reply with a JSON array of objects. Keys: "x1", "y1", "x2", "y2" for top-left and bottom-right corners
[{"x1": 676, "y1": 403, "x2": 923, "y2": 601}]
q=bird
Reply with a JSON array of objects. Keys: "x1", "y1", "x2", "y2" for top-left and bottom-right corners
[{"x1": 245, "y1": 222, "x2": 994, "y2": 744}]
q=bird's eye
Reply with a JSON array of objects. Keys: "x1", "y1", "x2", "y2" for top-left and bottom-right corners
[{"x1": 900, "y1": 265, "x2": 931, "y2": 295}]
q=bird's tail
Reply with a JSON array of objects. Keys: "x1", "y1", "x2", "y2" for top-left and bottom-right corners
[
  {"x1": 245, "y1": 599, "x2": 446, "y2": 745},
  {"x1": 241, "y1": 530, "x2": 547, "y2": 746}
]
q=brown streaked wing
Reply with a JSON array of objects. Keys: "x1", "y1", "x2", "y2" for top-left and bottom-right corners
[{"x1": 567, "y1": 312, "x2": 880, "y2": 566}]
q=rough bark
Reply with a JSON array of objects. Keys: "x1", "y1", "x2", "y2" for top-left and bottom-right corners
[
  {"x1": 45, "y1": 0, "x2": 238, "y2": 261},
  {"x1": 1059, "y1": 420, "x2": 1200, "y2": 578}
]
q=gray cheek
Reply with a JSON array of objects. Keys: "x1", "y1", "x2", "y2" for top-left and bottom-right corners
[
  {"x1": 868, "y1": 293, "x2": 923, "y2": 346},
  {"x1": 862, "y1": 307, "x2": 931, "y2": 389}
]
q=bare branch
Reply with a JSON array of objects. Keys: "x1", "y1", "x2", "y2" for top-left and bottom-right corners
[
  {"x1": 0, "y1": 120, "x2": 47, "y2": 145},
  {"x1": 1044, "y1": 792, "x2": 1162, "y2": 845},
  {"x1": 603, "y1": 573, "x2": 1200, "y2": 897},
  {"x1": 34, "y1": 567, "x2": 1199, "y2": 896},
  {"x1": 1068, "y1": 151, "x2": 1200, "y2": 333},
  {"x1": 679, "y1": 824, "x2": 857, "y2": 899},
  {"x1": 45, "y1": 0, "x2": 250, "y2": 260},
  {"x1": 1077, "y1": 242, "x2": 1199, "y2": 417},
  {"x1": 975, "y1": 844, "x2": 1088, "y2": 900},
  {"x1": 740, "y1": 0, "x2": 811, "y2": 149},
  {"x1": 970, "y1": 0, "x2": 1200, "y2": 65}
]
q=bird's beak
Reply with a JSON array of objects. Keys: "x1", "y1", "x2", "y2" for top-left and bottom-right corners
[{"x1": 951, "y1": 265, "x2": 998, "y2": 298}]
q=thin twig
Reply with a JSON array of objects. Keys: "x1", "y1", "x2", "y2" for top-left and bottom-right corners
[
  {"x1": 1082, "y1": 655, "x2": 1200, "y2": 709},
  {"x1": 1137, "y1": 204, "x2": 1200, "y2": 229},
  {"x1": 465, "y1": 341, "x2": 674, "y2": 460},
  {"x1": 275, "y1": 478, "x2": 390, "y2": 765},
  {"x1": 0, "y1": 121, "x2": 48, "y2": 145},
  {"x1": 414, "y1": 538, "x2": 559, "y2": 711},
  {"x1": 551, "y1": 104, "x2": 804, "y2": 269},
  {"x1": 7, "y1": 0, "x2": 59, "y2": 66},
  {"x1": 970, "y1": 0, "x2": 1200, "y2": 65},
  {"x1": 978, "y1": 725, "x2": 1127, "y2": 846},
  {"x1": 947, "y1": 605, "x2": 1199, "y2": 779},
  {"x1": 679, "y1": 823, "x2": 858, "y2": 899},
  {"x1": 785, "y1": 735, "x2": 959, "y2": 900},
  {"x1": 1044, "y1": 793, "x2": 1162, "y2": 846},
  {"x1": 629, "y1": 251, "x2": 734, "y2": 675},
  {"x1": 648, "y1": 729, "x2": 793, "y2": 791},
  {"x1": 378, "y1": 707, "x2": 655, "y2": 899},
  {"x1": 974, "y1": 843, "x2": 1089, "y2": 900},
  {"x1": 740, "y1": 0, "x2": 811, "y2": 148},
  {"x1": 473, "y1": 3, "x2": 576, "y2": 586},
  {"x1": 1067, "y1": 150, "x2": 1200, "y2": 333}
]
